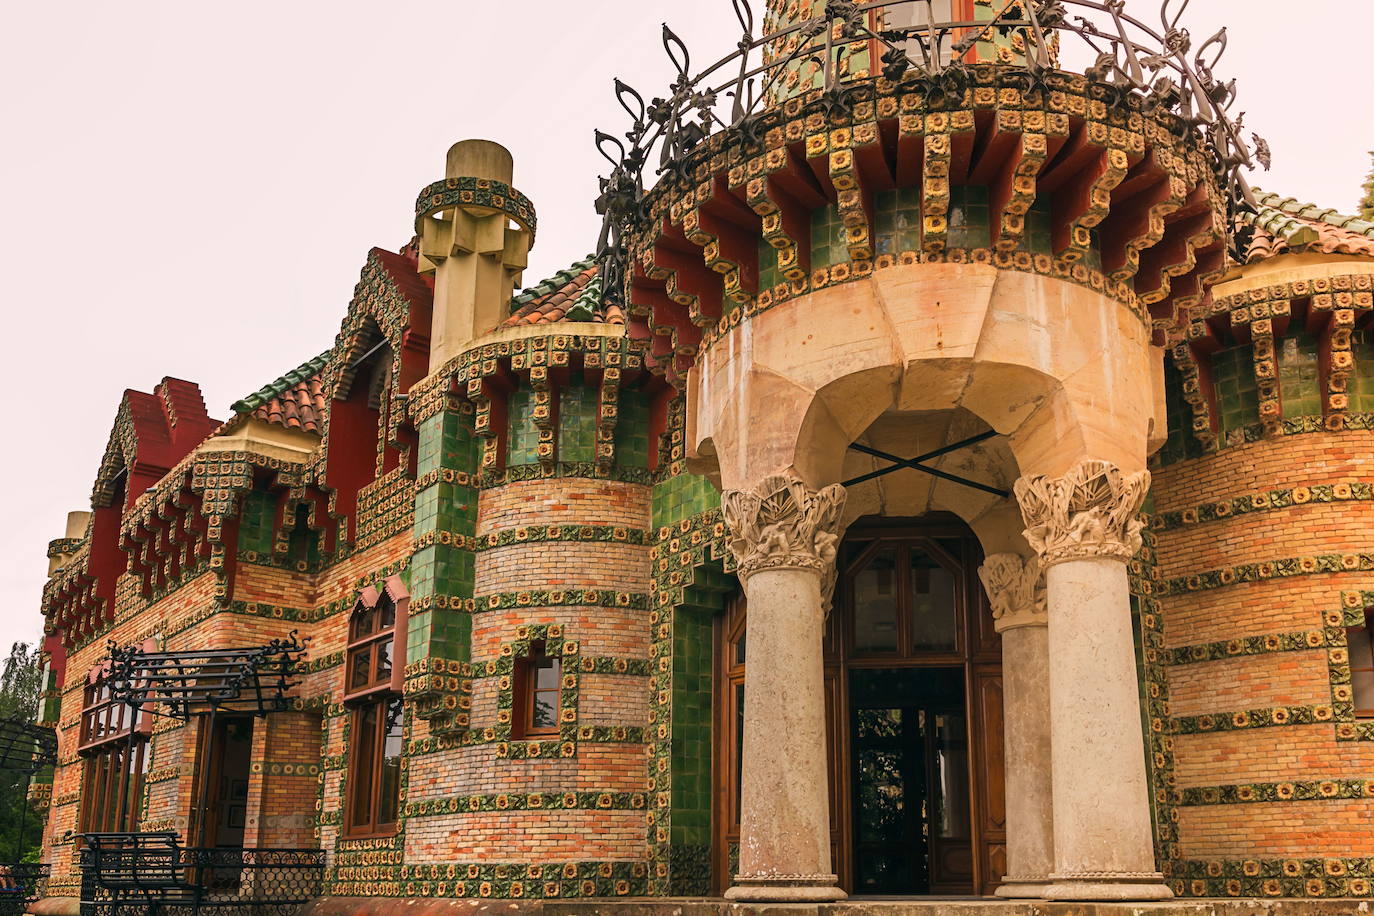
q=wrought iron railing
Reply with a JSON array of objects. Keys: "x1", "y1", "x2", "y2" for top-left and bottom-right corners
[
  {"x1": 0, "y1": 863, "x2": 50, "y2": 916},
  {"x1": 79, "y1": 842, "x2": 324, "y2": 916},
  {"x1": 592, "y1": 0, "x2": 1269, "y2": 310}
]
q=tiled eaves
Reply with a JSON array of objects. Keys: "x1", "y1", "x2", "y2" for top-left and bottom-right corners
[
  {"x1": 230, "y1": 350, "x2": 331, "y2": 415},
  {"x1": 1243, "y1": 189, "x2": 1374, "y2": 263},
  {"x1": 502, "y1": 256, "x2": 624, "y2": 328}
]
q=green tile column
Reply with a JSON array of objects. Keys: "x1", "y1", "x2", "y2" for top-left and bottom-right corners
[{"x1": 406, "y1": 405, "x2": 479, "y2": 731}]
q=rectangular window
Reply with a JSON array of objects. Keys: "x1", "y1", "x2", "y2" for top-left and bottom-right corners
[
  {"x1": 343, "y1": 581, "x2": 408, "y2": 837},
  {"x1": 1350, "y1": 614, "x2": 1374, "y2": 718},
  {"x1": 79, "y1": 740, "x2": 147, "y2": 834},
  {"x1": 515, "y1": 641, "x2": 562, "y2": 738},
  {"x1": 346, "y1": 695, "x2": 403, "y2": 836}
]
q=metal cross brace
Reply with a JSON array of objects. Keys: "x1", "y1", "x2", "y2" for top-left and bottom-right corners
[{"x1": 842, "y1": 429, "x2": 1009, "y2": 497}]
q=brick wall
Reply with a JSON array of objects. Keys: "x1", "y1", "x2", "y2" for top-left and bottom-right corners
[{"x1": 1152, "y1": 428, "x2": 1374, "y2": 891}]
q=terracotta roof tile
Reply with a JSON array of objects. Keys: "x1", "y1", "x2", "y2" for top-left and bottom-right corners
[
  {"x1": 1243, "y1": 190, "x2": 1374, "y2": 263},
  {"x1": 501, "y1": 257, "x2": 624, "y2": 328},
  {"x1": 230, "y1": 351, "x2": 330, "y2": 435}
]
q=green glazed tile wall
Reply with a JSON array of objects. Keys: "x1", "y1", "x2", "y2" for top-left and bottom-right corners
[
  {"x1": 1279, "y1": 328, "x2": 1322, "y2": 418},
  {"x1": 558, "y1": 376, "x2": 599, "y2": 464},
  {"x1": 1350, "y1": 330, "x2": 1374, "y2": 413},
  {"x1": 239, "y1": 488, "x2": 277, "y2": 556},
  {"x1": 948, "y1": 185, "x2": 991, "y2": 250},
  {"x1": 1019, "y1": 196, "x2": 1053, "y2": 256},
  {"x1": 652, "y1": 474, "x2": 720, "y2": 530},
  {"x1": 758, "y1": 238, "x2": 783, "y2": 290},
  {"x1": 616, "y1": 389, "x2": 652, "y2": 469},
  {"x1": 507, "y1": 387, "x2": 540, "y2": 467},
  {"x1": 410, "y1": 409, "x2": 479, "y2": 662},
  {"x1": 810, "y1": 204, "x2": 847, "y2": 270},
  {"x1": 874, "y1": 188, "x2": 922, "y2": 255},
  {"x1": 1159, "y1": 353, "x2": 1205, "y2": 465},
  {"x1": 1212, "y1": 344, "x2": 1259, "y2": 434},
  {"x1": 670, "y1": 605, "x2": 713, "y2": 849}
]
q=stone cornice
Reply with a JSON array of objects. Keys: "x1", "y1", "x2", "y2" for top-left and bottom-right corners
[{"x1": 1014, "y1": 460, "x2": 1149, "y2": 566}]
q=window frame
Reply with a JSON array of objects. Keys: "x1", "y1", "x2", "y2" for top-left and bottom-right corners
[
  {"x1": 342, "y1": 576, "x2": 409, "y2": 838},
  {"x1": 1351, "y1": 609, "x2": 1374, "y2": 719},
  {"x1": 77, "y1": 660, "x2": 152, "y2": 835},
  {"x1": 513, "y1": 640, "x2": 562, "y2": 739}
]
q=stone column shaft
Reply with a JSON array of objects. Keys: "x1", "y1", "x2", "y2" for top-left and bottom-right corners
[
  {"x1": 1014, "y1": 459, "x2": 1170, "y2": 902},
  {"x1": 721, "y1": 474, "x2": 846, "y2": 903},
  {"x1": 981, "y1": 553, "x2": 1054, "y2": 899}
]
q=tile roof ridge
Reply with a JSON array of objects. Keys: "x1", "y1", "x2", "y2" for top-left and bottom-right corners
[
  {"x1": 511, "y1": 255, "x2": 598, "y2": 308},
  {"x1": 230, "y1": 349, "x2": 332, "y2": 415},
  {"x1": 1251, "y1": 188, "x2": 1374, "y2": 240}
]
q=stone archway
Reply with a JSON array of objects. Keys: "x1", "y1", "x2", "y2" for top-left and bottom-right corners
[{"x1": 687, "y1": 262, "x2": 1171, "y2": 902}]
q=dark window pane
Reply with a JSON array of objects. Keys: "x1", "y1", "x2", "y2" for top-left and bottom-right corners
[
  {"x1": 733, "y1": 633, "x2": 746, "y2": 666},
  {"x1": 733, "y1": 681, "x2": 745, "y2": 826},
  {"x1": 378, "y1": 595, "x2": 396, "y2": 630},
  {"x1": 350, "y1": 704, "x2": 378, "y2": 827},
  {"x1": 352, "y1": 608, "x2": 375, "y2": 640},
  {"x1": 856, "y1": 748, "x2": 905, "y2": 842},
  {"x1": 378, "y1": 698, "x2": 404, "y2": 826},
  {"x1": 934, "y1": 713, "x2": 969, "y2": 838},
  {"x1": 349, "y1": 648, "x2": 373, "y2": 691},
  {"x1": 375, "y1": 640, "x2": 393, "y2": 683},
  {"x1": 854, "y1": 547, "x2": 900, "y2": 652},
  {"x1": 910, "y1": 549, "x2": 958, "y2": 651}
]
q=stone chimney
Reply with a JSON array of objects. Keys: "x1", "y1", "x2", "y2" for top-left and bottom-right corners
[
  {"x1": 416, "y1": 139, "x2": 536, "y2": 373},
  {"x1": 47, "y1": 510, "x2": 91, "y2": 576}
]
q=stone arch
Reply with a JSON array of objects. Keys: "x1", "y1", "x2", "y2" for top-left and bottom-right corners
[{"x1": 688, "y1": 262, "x2": 1161, "y2": 494}]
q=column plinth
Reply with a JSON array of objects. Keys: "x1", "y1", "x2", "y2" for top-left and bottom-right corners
[
  {"x1": 1014, "y1": 460, "x2": 1171, "y2": 902},
  {"x1": 721, "y1": 475, "x2": 846, "y2": 903},
  {"x1": 980, "y1": 553, "x2": 1054, "y2": 900}
]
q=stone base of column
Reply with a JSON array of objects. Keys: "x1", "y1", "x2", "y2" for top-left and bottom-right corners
[
  {"x1": 724, "y1": 874, "x2": 847, "y2": 902},
  {"x1": 994, "y1": 874, "x2": 1053, "y2": 899},
  {"x1": 1044, "y1": 871, "x2": 1173, "y2": 901}
]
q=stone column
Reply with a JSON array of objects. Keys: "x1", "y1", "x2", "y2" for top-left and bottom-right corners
[
  {"x1": 1013, "y1": 459, "x2": 1171, "y2": 901},
  {"x1": 979, "y1": 553, "x2": 1054, "y2": 900},
  {"x1": 721, "y1": 474, "x2": 847, "y2": 903}
]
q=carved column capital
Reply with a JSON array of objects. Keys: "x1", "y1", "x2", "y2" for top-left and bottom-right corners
[
  {"x1": 980, "y1": 553, "x2": 1047, "y2": 632},
  {"x1": 1013, "y1": 460, "x2": 1149, "y2": 567},
  {"x1": 721, "y1": 474, "x2": 846, "y2": 600}
]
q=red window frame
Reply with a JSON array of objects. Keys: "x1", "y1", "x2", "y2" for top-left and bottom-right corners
[
  {"x1": 512, "y1": 640, "x2": 562, "y2": 739},
  {"x1": 343, "y1": 577, "x2": 408, "y2": 838}
]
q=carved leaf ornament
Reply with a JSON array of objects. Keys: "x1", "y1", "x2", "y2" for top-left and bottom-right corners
[
  {"x1": 1013, "y1": 460, "x2": 1150, "y2": 566},
  {"x1": 979, "y1": 553, "x2": 1047, "y2": 631},
  {"x1": 721, "y1": 474, "x2": 847, "y2": 611}
]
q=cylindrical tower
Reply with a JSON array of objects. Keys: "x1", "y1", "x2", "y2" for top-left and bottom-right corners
[{"x1": 1148, "y1": 192, "x2": 1374, "y2": 899}]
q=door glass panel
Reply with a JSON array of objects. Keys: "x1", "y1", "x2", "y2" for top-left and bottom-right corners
[
  {"x1": 733, "y1": 681, "x2": 745, "y2": 825},
  {"x1": 910, "y1": 549, "x2": 958, "y2": 651},
  {"x1": 934, "y1": 713, "x2": 970, "y2": 838},
  {"x1": 854, "y1": 547, "x2": 900, "y2": 652},
  {"x1": 378, "y1": 697, "x2": 404, "y2": 826}
]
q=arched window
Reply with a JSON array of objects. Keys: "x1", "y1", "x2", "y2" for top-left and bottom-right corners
[
  {"x1": 344, "y1": 579, "x2": 407, "y2": 837},
  {"x1": 513, "y1": 641, "x2": 561, "y2": 738}
]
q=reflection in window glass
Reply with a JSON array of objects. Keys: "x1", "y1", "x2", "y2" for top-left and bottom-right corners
[
  {"x1": 1350, "y1": 624, "x2": 1374, "y2": 717},
  {"x1": 910, "y1": 550, "x2": 958, "y2": 652},
  {"x1": 854, "y1": 547, "x2": 900, "y2": 652},
  {"x1": 934, "y1": 713, "x2": 969, "y2": 838}
]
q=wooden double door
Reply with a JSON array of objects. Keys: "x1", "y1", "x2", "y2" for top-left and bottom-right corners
[{"x1": 713, "y1": 519, "x2": 1006, "y2": 896}]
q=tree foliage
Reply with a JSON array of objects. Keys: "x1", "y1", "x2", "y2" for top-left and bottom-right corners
[
  {"x1": 0, "y1": 643, "x2": 44, "y2": 863},
  {"x1": 1362, "y1": 151, "x2": 1374, "y2": 223}
]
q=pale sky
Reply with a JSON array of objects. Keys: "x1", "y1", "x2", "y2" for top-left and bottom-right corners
[{"x1": 1, "y1": 1, "x2": 1369, "y2": 652}]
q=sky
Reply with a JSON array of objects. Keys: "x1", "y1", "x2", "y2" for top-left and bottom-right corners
[{"x1": 1, "y1": 1, "x2": 1369, "y2": 652}]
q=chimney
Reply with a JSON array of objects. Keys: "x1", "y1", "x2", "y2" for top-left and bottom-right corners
[
  {"x1": 47, "y1": 510, "x2": 91, "y2": 577},
  {"x1": 417, "y1": 139, "x2": 536, "y2": 372}
]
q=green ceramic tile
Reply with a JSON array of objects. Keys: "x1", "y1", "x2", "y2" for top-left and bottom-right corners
[
  {"x1": 507, "y1": 386, "x2": 540, "y2": 466},
  {"x1": 1278, "y1": 328, "x2": 1322, "y2": 418}
]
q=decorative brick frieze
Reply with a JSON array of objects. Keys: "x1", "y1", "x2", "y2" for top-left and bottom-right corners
[
  {"x1": 1157, "y1": 553, "x2": 1374, "y2": 595},
  {"x1": 1152, "y1": 481, "x2": 1374, "y2": 530}
]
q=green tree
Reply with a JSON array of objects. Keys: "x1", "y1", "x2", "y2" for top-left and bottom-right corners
[
  {"x1": 1362, "y1": 151, "x2": 1374, "y2": 222},
  {"x1": 0, "y1": 643, "x2": 44, "y2": 864}
]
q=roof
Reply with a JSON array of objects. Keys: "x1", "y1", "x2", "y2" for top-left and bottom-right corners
[
  {"x1": 501, "y1": 256, "x2": 625, "y2": 328},
  {"x1": 1243, "y1": 190, "x2": 1374, "y2": 263},
  {"x1": 229, "y1": 350, "x2": 330, "y2": 434}
]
